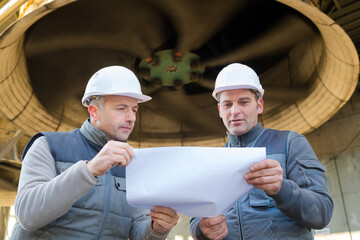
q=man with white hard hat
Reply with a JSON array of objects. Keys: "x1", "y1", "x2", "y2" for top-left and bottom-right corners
[
  {"x1": 11, "y1": 66, "x2": 179, "y2": 239},
  {"x1": 190, "y1": 63, "x2": 333, "y2": 240}
]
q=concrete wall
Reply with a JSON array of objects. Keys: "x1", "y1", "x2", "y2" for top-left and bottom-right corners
[
  {"x1": 320, "y1": 150, "x2": 360, "y2": 235},
  {"x1": 306, "y1": 91, "x2": 360, "y2": 238}
]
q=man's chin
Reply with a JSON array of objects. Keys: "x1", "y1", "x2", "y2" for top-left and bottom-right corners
[
  {"x1": 116, "y1": 133, "x2": 131, "y2": 142},
  {"x1": 230, "y1": 127, "x2": 247, "y2": 136},
  {"x1": 109, "y1": 131, "x2": 131, "y2": 142},
  {"x1": 114, "y1": 137, "x2": 129, "y2": 142}
]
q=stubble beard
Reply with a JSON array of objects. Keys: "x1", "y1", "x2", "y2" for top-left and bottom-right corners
[{"x1": 104, "y1": 125, "x2": 133, "y2": 142}]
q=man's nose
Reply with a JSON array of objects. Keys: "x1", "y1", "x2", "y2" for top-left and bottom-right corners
[
  {"x1": 231, "y1": 103, "x2": 241, "y2": 115},
  {"x1": 126, "y1": 110, "x2": 136, "y2": 122}
]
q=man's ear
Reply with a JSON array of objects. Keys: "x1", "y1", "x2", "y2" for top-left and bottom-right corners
[
  {"x1": 257, "y1": 98, "x2": 264, "y2": 114},
  {"x1": 88, "y1": 105, "x2": 99, "y2": 121},
  {"x1": 217, "y1": 103, "x2": 222, "y2": 117}
]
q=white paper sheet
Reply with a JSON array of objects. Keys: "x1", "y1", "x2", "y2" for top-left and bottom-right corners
[{"x1": 126, "y1": 146, "x2": 265, "y2": 218}]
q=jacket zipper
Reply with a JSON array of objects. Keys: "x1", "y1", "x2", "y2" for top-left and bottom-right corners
[
  {"x1": 235, "y1": 201, "x2": 244, "y2": 239},
  {"x1": 97, "y1": 171, "x2": 111, "y2": 240}
]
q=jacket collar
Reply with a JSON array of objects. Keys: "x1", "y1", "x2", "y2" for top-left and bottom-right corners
[
  {"x1": 227, "y1": 122, "x2": 264, "y2": 147},
  {"x1": 80, "y1": 119, "x2": 108, "y2": 147}
]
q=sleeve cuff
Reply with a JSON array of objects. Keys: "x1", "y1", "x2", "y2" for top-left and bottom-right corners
[
  {"x1": 79, "y1": 160, "x2": 98, "y2": 184},
  {"x1": 149, "y1": 221, "x2": 170, "y2": 239},
  {"x1": 193, "y1": 223, "x2": 210, "y2": 240},
  {"x1": 270, "y1": 179, "x2": 295, "y2": 209}
]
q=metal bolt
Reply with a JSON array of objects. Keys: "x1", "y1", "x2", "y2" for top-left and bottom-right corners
[
  {"x1": 151, "y1": 78, "x2": 162, "y2": 89},
  {"x1": 173, "y1": 79, "x2": 183, "y2": 90},
  {"x1": 138, "y1": 67, "x2": 150, "y2": 78},
  {"x1": 190, "y1": 60, "x2": 202, "y2": 71},
  {"x1": 190, "y1": 72, "x2": 202, "y2": 83},
  {"x1": 146, "y1": 54, "x2": 160, "y2": 67},
  {"x1": 173, "y1": 51, "x2": 182, "y2": 63}
]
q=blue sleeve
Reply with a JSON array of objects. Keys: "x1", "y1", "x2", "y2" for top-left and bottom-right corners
[
  {"x1": 189, "y1": 217, "x2": 209, "y2": 240},
  {"x1": 271, "y1": 132, "x2": 334, "y2": 229}
]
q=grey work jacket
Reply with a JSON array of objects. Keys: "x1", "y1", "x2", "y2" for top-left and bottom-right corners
[{"x1": 190, "y1": 123, "x2": 333, "y2": 239}]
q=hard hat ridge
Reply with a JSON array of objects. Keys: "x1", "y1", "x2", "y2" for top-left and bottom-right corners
[
  {"x1": 212, "y1": 63, "x2": 264, "y2": 101},
  {"x1": 82, "y1": 66, "x2": 152, "y2": 107}
]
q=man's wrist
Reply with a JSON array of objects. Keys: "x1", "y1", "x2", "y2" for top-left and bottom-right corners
[
  {"x1": 85, "y1": 160, "x2": 97, "y2": 178},
  {"x1": 197, "y1": 224, "x2": 210, "y2": 240},
  {"x1": 149, "y1": 221, "x2": 170, "y2": 238}
]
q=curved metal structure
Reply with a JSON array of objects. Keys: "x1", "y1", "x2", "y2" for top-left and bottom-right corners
[{"x1": 0, "y1": 0, "x2": 358, "y2": 145}]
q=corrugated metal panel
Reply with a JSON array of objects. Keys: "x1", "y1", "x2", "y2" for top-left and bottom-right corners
[{"x1": 328, "y1": 0, "x2": 360, "y2": 56}]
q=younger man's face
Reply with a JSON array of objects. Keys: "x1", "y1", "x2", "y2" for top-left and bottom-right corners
[{"x1": 218, "y1": 89, "x2": 263, "y2": 136}]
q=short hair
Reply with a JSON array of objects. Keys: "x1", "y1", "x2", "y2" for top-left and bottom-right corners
[
  {"x1": 252, "y1": 90, "x2": 262, "y2": 101},
  {"x1": 218, "y1": 89, "x2": 262, "y2": 102},
  {"x1": 88, "y1": 96, "x2": 105, "y2": 110}
]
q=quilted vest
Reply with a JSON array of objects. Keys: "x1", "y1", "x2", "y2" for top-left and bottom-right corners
[{"x1": 13, "y1": 129, "x2": 133, "y2": 240}]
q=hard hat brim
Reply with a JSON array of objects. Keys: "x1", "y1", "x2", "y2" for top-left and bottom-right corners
[
  {"x1": 212, "y1": 85, "x2": 264, "y2": 101},
  {"x1": 82, "y1": 92, "x2": 152, "y2": 107}
]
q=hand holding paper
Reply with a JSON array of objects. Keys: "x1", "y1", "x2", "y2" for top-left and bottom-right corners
[
  {"x1": 199, "y1": 215, "x2": 228, "y2": 240},
  {"x1": 126, "y1": 146, "x2": 265, "y2": 218},
  {"x1": 150, "y1": 206, "x2": 180, "y2": 234},
  {"x1": 244, "y1": 159, "x2": 283, "y2": 195}
]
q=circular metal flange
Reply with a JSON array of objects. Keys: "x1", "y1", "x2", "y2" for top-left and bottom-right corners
[{"x1": 138, "y1": 49, "x2": 205, "y2": 88}]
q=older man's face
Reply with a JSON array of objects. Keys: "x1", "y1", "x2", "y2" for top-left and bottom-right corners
[
  {"x1": 218, "y1": 89, "x2": 263, "y2": 136},
  {"x1": 95, "y1": 95, "x2": 138, "y2": 142}
]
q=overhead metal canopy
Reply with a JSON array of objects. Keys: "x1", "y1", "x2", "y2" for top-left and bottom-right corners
[{"x1": 0, "y1": 0, "x2": 358, "y2": 148}]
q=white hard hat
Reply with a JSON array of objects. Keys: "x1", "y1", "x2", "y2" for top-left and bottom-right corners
[
  {"x1": 212, "y1": 63, "x2": 264, "y2": 101},
  {"x1": 82, "y1": 66, "x2": 151, "y2": 107}
]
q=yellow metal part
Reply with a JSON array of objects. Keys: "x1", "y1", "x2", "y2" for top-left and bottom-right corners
[
  {"x1": 18, "y1": 0, "x2": 35, "y2": 18},
  {"x1": 0, "y1": 0, "x2": 28, "y2": 27}
]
